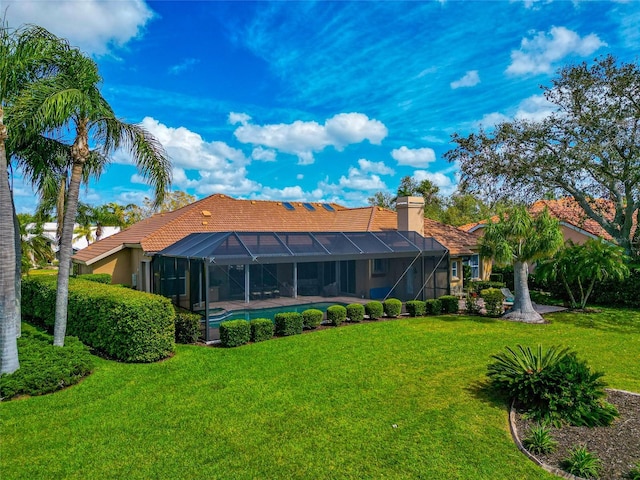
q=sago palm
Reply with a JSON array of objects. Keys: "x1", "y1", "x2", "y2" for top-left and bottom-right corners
[{"x1": 13, "y1": 47, "x2": 171, "y2": 346}]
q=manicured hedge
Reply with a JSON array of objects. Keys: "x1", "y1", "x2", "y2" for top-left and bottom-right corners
[
  {"x1": 174, "y1": 308, "x2": 201, "y2": 344},
  {"x1": 250, "y1": 318, "x2": 274, "y2": 342},
  {"x1": 439, "y1": 295, "x2": 460, "y2": 314},
  {"x1": 405, "y1": 300, "x2": 426, "y2": 317},
  {"x1": 220, "y1": 320, "x2": 250, "y2": 347},
  {"x1": 274, "y1": 312, "x2": 303, "y2": 336},
  {"x1": 327, "y1": 305, "x2": 347, "y2": 326},
  {"x1": 346, "y1": 304, "x2": 364, "y2": 322},
  {"x1": 481, "y1": 288, "x2": 504, "y2": 317},
  {"x1": 76, "y1": 273, "x2": 112, "y2": 284},
  {"x1": 425, "y1": 299, "x2": 442, "y2": 315},
  {"x1": 365, "y1": 301, "x2": 383, "y2": 319},
  {"x1": 0, "y1": 324, "x2": 94, "y2": 400},
  {"x1": 468, "y1": 280, "x2": 506, "y2": 294},
  {"x1": 22, "y1": 276, "x2": 174, "y2": 362},
  {"x1": 383, "y1": 298, "x2": 402, "y2": 318},
  {"x1": 302, "y1": 309, "x2": 323, "y2": 329}
]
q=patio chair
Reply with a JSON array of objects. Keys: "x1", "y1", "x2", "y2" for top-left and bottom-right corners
[{"x1": 501, "y1": 288, "x2": 515, "y2": 306}]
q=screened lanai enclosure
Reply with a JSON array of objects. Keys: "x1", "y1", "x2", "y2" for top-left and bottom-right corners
[{"x1": 153, "y1": 231, "x2": 449, "y2": 341}]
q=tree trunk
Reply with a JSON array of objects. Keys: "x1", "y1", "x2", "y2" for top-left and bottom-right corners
[
  {"x1": 54, "y1": 120, "x2": 88, "y2": 347},
  {"x1": 503, "y1": 261, "x2": 544, "y2": 323},
  {"x1": 0, "y1": 107, "x2": 19, "y2": 373},
  {"x1": 12, "y1": 193, "x2": 21, "y2": 338}
]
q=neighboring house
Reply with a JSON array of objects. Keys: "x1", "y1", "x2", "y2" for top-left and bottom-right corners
[
  {"x1": 460, "y1": 197, "x2": 635, "y2": 246},
  {"x1": 31, "y1": 222, "x2": 120, "y2": 257},
  {"x1": 73, "y1": 194, "x2": 484, "y2": 311}
]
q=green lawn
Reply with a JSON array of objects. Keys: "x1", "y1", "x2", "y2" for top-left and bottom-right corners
[{"x1": 2, "y1": 309, "x2": 639, "y2": 479}]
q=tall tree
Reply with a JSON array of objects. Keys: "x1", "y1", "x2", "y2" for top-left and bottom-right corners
[
  {"x1": 14, "y1": 47, "x2": 171, "y2": 346},
  {"x1": 367, "y1": 191, "x2": 395, "y2": 210},
  {"x1": 446, "y1": 55, "x2": 640, "y2": 257},
  {"x1": 480, "y1": 206, "x2": 563, "y2": 323},
  {"x1": 0, "y1": 22, "x2": 64, "y2": 373}
]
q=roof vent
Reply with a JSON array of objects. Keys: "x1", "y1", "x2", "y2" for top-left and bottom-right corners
[
  {"x1": 202, "y1": 210, "x2": 211, "y2": 217},
  {"x1": 202, "y1": 221, "x2": 208, "y2": 225}
]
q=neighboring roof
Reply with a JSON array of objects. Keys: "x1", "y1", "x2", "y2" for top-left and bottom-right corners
[
  {"x1": 73, "y1": 193, "x2": 480, "y2": 265},
  {"x1": 157, "y1": 231, "x2": 447, "y2": 265},
  {"x1": 423, "y1": 218, "x2": 480, "y2": 256},
  {"x1": 459, "y1": 198, "x2": 637, "y2": 243}
]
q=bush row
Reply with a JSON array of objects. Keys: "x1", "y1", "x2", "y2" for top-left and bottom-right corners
[
  {"x1": 22, "y1": 276, "x2": 175, "y2": 362},
  {"x1": 76, "y1": 273, "x2": 112, "y2": 284},
  {"x1": 219, "y1": 297, "x2": 465, "y2": 347},
  {"x1": 403, "y1": 295, "x2": 460, "y2": 317}
]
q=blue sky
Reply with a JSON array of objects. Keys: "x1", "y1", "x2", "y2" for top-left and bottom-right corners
[{"x1": 6, "y1": 0, "x2": 640, "y2": 213}]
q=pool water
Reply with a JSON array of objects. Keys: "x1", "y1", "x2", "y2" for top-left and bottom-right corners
[{"x1": 208, "y1": 302, "x2": 344, "y2": 327}]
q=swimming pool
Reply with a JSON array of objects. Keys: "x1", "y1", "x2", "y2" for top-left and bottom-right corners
[{"x1": 208, "y1": 302, "x2": 345, "y2": 327}]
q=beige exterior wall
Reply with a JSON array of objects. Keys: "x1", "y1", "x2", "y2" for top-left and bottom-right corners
[
  {"x1": 75, "y1": 246, "x2": 149, "y2": 289},
  {"x1": 396, "y1": 196, "x2": 425, "y2": 237},
  {"x1": 560, "y1": 225, "x2": 594, "y2": 245}
]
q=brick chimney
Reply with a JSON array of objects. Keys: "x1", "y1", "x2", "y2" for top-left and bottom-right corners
[{"x1": 396, "y1": 196, "x2": 424, "y2": 237}]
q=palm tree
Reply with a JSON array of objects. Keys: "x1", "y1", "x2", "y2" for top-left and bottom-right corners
[
  {"x1": 480, "y1": 206, "x2": 563, "y2": 323},
  {"x1": 0, "y1": 22, "x2": 66, "y2": 373},
  {"x1": 536, "y1": 240, "x2": 630, "y2": 309},
  {"x1": 17, "y1": 213, "x2": 55, "y2": 272},
  {"x1": 13, "y1": 47, "x2": 171, "y2": 346}
]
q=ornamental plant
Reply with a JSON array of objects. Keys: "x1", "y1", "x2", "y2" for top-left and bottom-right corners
[
  {"x1": 274, "y1": 312, "x2": 303, "y2": 336},
  {"x1": 562, "y1": 446, "x2": 602, "y2": 479},
  {"x1": 346, "y1": 304, "x2": 365, "y2": 322},
  {"x1": 250, "y1": 318, "x2": 274, "y2": 342},
  {"x1": 405, "y1": 300, "x2": 426, "y2": 317},
  {"x1": 327, "y1": 305, "x2": 347, "y2": 326},
  {"x1": 383, "y1": 298, "x2": 402, "y2": 317},
  {"x1": 487, "y1": 345, "x2": 618, "y2": 426},
  {"x1": 302, "y1": 309, "x2": 323, "y2": 329},
  {"x1": 220, "y1": 320, "x2": 250, "y2": 347},
  {"x1": 364, "y1": 301, "x2": 383, "y2": 319},
  {"x1": 522, "y1": 424, "x2": 557, "y2": 455}
]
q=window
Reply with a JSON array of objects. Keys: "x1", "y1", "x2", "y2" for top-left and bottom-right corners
[
  {"x1": 463, "y1": 254, "x2": 480, "y2": 279},
  {"x1": 371, "y1": 258, "x2": 388, "y2": 276},
  {"x1": 451, "y1": 260, "x2": 458, "y2": 279}
]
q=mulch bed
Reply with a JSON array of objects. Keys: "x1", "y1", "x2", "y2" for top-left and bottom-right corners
[{"x1": 514, "y1": 390, "x2": 640, "y2": 479}]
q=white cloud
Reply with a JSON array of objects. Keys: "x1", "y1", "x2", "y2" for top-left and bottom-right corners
[
  {"x1": 338, "y1": 170, "x2": 387, "y2": 191},
  {"x1": 168, "y1": 58, "x2": 200, "y2": 75},
  {"x1": 229, "y1": 112, "x2": 252, "y2": 125},
  {"x1": 357, "y1": 159, "x2": 394, "y2": 176},
  {"x1": 135, "y1": 117, "x2": 260, "y2": 196},
  {"x1": 251, "y1": 147, "x2": 277, "y2": 162},
  {"x1": 477, "y1": 94, "x2": 557, "y2": 127},
  {"x1": 507, "y1": 26, "x2": 606, "y2": 75},
  {"x1": 233, "y1": 112, "x2": 388, "y2": 165},
  {"x1": 413, "y1": 170, "x2": 457, "y2": 196},
  {"x1": 391, "y1": 146, "x2": 436, "y2": 167},
  {"x1": 296, "y1": 174, "x2": 304, "y2": 180},
  {"x1": 4, "y1": 0, "x2": 155, "y2": 56},
  {"x1": 253, "y1": 186, "x2": 324, "y2": 202},
  {"x1": 450, "y1": 70, "x2": 480, "y2": 89}
]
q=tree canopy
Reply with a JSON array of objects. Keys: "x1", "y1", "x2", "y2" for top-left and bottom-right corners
[{"x1": 446, "y1": 55, "x2": 640, "y2": 257}]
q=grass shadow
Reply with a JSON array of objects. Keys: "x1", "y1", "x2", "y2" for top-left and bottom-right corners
[
  {"x1": 466, "y1": 378, "x2": 508, "y2": 410},
  {"x1": 548, "y1": 308, "x2": 640, "y2": 335}
]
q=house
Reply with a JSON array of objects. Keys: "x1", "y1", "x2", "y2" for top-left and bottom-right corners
[
  {"x1": 460, "y1": 197, "x2": 636, "y2": 247},
  {"x1": 73, "y1": 194, "x2": 484, "y2": 312}
]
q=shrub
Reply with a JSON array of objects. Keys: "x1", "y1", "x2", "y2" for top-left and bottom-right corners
[
  {"x1": 0, "y1": 324, "x2": 94, "y2": 400},
  {"x1": 22, "y1": 276, "x2": 174, "y2": 363},
  {"x1": 250, "y1": 318, "x2": 274, "y2": 342},
  {"x1": 522, "y1": 424, "x2": 558, "y2": 454},
  {"x1": 487, "y1": 345, "x2": 618, "y2": 426},
  {"x1": 274, "y1": 312, "x2": 303, "y2": 336},
  {"x1": 628, "y1": 463, "x2": 640, "y2": 480},
  {"x1": 219, "y1": 320, "x2": 250, "y2": 347},
  {"x1": 383, "y1": 298, "x2": 402, "y2": 318},
  {"x1": 327, "y1": 305, "x2": 347, "y2": 326},
  {"x1": 469, "y1": 280, "x2": 506, "y2": 294},
  {"x1": 302, "y1": 309, "x2": 323, "y2": 329},
  {"x1": 364, "y1": 301, "x2": 383, "y2": 319},
  {"x1": 562, "y1": 446, "x2": 601, "y2": 479},
  {"x1": 346, "y1": 303, "x2": 365, "y2": 322},
  {"x1": 405, "y1": 300, "x2": 426, "y2": 317},
  {"x1": 174, "y1": 308, "x2": 201, "y2": 344},
  {"x1": 439, "y1": 295, "x2": 459, "y2": 314},
  {"x1": 77, "y1": 273, "x2": 112, "y2": 284},
  {"x1": 424, "y1": 299, "x2": 442, "y2": 315},
  {"x1": 480, "y1": 288, "x2": 504, "y2": 317},
  {"x1": 465, "y1": 292, "x2": 481, "y2": 315}
]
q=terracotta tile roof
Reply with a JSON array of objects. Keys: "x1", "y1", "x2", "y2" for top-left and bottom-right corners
[
  {"x1": 73, "y1": 193, "x2": 481, "y2": 264},
  {"x1": 459, "y1": 198, "x2": 637, "y2": 243},
  {"x1": 423, "y1": 218, "x2": 480, "y2": 255}
]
